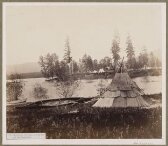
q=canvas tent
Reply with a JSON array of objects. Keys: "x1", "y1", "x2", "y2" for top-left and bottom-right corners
[
  {"x1": 93, "y1": 72, "x2": 149, "y2": 108},
  {"x1": 99, "y1": 68, "x2": 105, "y2": 73},
  {"x1": 93, "y1": 70, "x2": 98, "y2": 73}
]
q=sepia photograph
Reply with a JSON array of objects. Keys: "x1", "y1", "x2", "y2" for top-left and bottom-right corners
[{"x1": 2, "y1": 2, "x2": 166, "y2": 145}]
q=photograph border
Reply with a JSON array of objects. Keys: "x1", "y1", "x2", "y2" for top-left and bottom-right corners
[{"x1": 0, "y1": 0, "x2": 167, "y2": 146}]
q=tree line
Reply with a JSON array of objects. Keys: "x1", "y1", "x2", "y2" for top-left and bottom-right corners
[{"x1": 39, "y1": 36, "x2": 161, "y2": 80}]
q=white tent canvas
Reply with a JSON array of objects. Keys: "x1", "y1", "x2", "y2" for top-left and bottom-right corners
[
  {"x1": 99, "y1": 68, "x2": 105, "y2": 73},
  {"x1": 93, "y1": 70, "x2": 97, "y2": 73}
]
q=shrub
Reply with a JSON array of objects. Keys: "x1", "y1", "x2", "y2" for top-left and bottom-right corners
[
  {"x1": 55, "y1": 79, "x2": 80, "y2": 98},
  {"x1": 6, "y1": 73, "x2": 24, "y2": 102},
  {"x1": 33, "y1": 83, "x2": 48, "y2": 100}
]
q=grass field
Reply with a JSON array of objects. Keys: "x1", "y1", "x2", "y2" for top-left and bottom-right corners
[{"x1": 7, "y1": 94, "x2": 162, "y2": 139}]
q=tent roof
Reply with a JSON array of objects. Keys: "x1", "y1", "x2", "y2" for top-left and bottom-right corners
[
  {"x1": 93, "y1": 72, "x2": 148, "y2": 108},
  {"x1": 107, "y1": 73, "x2": 143, "y2": 92},
  {"x1": 93, "y1": 96, "x2": 149, "y2": 108},
  {"x1": 103, "y1": 89, "x2": 143, "y2": 98}
]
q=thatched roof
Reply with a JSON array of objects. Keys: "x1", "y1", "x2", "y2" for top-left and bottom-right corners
[
  {"x1": 107, "y1": 73, "x2": 143, "y2": 92},
  {"x1": 93, "y1": 96, "x2": 149, "y2": 108},
  {"x1": 93, "y1": 72, "x2": 149, "y2": 108}
]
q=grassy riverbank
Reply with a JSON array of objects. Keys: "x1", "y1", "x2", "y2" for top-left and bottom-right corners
[{"x1": 7, "y1": 94, "x2": 162, "y2": 139}]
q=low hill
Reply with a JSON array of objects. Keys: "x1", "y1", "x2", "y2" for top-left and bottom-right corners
[{"x1": 7, "y1": 62, "x2": 41, "y2": 75}]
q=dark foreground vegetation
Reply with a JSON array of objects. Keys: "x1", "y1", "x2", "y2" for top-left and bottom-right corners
[{"x1": 7, "y1": 94, "x2": 162, "y2": 139}]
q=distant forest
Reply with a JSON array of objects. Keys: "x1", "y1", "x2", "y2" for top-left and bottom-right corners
[
  {"x1": 38, "y1": 36, "x2": 161, "y2": 80},
  {"x1": 7, "y1": 36, "x2": 161, "y2": 80}
]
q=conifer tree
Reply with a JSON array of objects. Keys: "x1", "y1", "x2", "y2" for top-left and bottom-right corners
[
  {"x1": 126, "y1": 36, "x2": 136, "y2": 69},
  {"x1": 111, "y1": 35, "x2": 120, "y2": 70}
]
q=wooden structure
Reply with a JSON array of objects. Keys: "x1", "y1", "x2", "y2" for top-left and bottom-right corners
[{"x1": 93, "y1": 60, "x2": 149, "y2": 108}]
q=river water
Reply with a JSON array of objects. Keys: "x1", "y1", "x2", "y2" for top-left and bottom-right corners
[{"x1": 21, "y1": 76, "x2": 162, "y2": 102}]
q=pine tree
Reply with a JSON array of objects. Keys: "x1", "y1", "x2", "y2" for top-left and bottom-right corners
[
  {"x1": 126, "y1": 36, "x2": 136, "y2": 69},
  {"x1": 138, "y1": 48, "x2": 149, "y2": 69},
  {"x1": 64, "y1": 37, "x2": 72, "y2": 64},
  {"x1": 111, "y1": 36, "x2": 120, "y2": 70},
  {"x1": 64, "y1": 37, "x2": 72, "y2": 75}
]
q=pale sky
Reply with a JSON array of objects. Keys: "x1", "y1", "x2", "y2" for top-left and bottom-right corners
[{"x1": 5, "y1": 3, "x2": 163, "y2": 65}]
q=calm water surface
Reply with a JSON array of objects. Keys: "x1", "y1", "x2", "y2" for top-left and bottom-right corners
[{"x1": 21, "y1": 76, "x2": 162, "y2": 102}]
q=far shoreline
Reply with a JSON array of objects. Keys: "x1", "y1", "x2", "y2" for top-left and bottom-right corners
[{"x1": 7, "y1": 68, "x2": 162, "y2": 80}]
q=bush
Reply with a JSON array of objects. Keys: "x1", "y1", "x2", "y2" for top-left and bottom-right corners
[
  {"x1": 55, "y1": 79, "x2": 80, "y2": 98},
  {"x1": 6, "y1": 73, "x2": 24, "y2": 102},
  {"x1": 33, "y1": 83, "x2": 48, "y2": 100}
]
